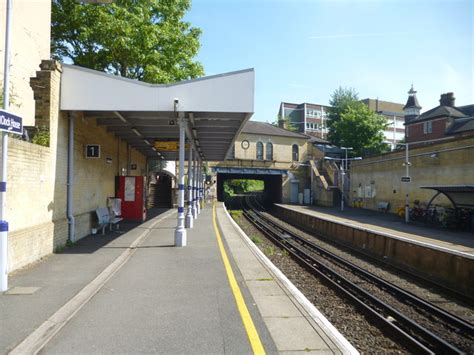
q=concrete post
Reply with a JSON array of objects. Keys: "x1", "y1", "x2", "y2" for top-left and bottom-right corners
[
  {"x1": 198, "y1": 162, "x2": 203, "y2": 212},
  {"x1": 175, "y1": 117, "x2": 187, "y2": 246},
  {"x1": 185, "y1": 145, "x2": 193, "y2": 229},
  {"x1": 192, "y1": 155, "x2": 197, "y2": 219}
]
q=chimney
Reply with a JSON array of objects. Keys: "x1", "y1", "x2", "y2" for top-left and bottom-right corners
[{"x1": 439, "y1": 92, "x2": 455, "y2": 107}]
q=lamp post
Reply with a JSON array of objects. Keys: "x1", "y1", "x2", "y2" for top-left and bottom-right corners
[
  {"x1": 340, "y1": 147, "x2": 353, "y2": 212},
  {"x1": 0, "y1": 0, "x2": 12, "y2": 292},
  {"x1": 401, "y1": 143, "x2": 411, "y2": 223}
]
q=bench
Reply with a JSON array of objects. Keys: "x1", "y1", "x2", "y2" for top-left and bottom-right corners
[
  {"x1": 377, "y1": 201, "x2": 390, "y2": 213},
  {"x1": 95, "y1": 207, "x2": 123, "y2": 235}
]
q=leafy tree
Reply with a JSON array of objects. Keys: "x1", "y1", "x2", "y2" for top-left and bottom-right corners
[
  {"x1": 275, "y1": 115, "x2": 298, "y2": 132},
  {"x1": 52, "y1": 0, "x2": 204, "y2": 83},
  {"x1": 327, "y1": 87, "x2": 389, "y2": 156}
]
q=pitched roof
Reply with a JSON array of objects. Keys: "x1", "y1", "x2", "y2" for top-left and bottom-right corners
[
  {"x1": 241, "y1": 121, "x2": 309, "y2": 139},
  {"x1": 406, "y1": 105, "x2": 466, "y2": 125},
  {"x1": 446, "y1": 117, "x2": 474, "y2": 135},
  {"x1": 403, "y1": 95, "x2": 421, "y2": 110},
  {"x1": 457, "y1": 104, "x2": 474, "y2": 116}
]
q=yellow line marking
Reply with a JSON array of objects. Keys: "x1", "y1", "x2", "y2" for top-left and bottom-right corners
[{"x1": 212, "y1": 203, "x2": 266, "y2": 355}]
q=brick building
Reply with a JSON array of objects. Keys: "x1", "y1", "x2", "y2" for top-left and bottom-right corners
[{"x1": 403, "y1": 88, "x2": 474, "y2": 145}]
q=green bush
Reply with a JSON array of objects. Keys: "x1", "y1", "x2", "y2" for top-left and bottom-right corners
[{"x1": 31, "y1": 127, "x2": 50, "y2": 147}]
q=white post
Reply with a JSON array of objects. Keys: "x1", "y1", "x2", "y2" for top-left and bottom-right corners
[
  {"x1": 197, "y1": 161, "x2": 201, "y2": 213},
  {"x1": 340, "y1": 165, "x2": 345, "y2": 212},
  {"x1": 185, "y1": 145, "x2": 193, "y2": 229},
  {"x1": 198, "y1": 162, "x2": 203, "y2": 213},
  {"x1": 192, "y1": 155, "x2": 197, "y2": 219},
  {"x1": 405, "y1": 144, "x2": 410, "y2": 223},
  {"x1": 1, "y1": 0, "x2": 12, "y2": 292},
  {"x1": 175, "y1": 116, "x2": 187, "y2": 246}
]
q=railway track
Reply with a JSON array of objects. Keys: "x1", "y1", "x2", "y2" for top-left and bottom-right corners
[{"x1": 239, "y1": 195, "x2": 474, "y2": 354}]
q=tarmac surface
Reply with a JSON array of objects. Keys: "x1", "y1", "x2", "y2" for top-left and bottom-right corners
[{"x1": 1, "y1": 204, "x2": 356, "y2": 354}]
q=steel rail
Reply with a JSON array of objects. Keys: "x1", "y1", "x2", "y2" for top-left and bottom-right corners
[
  {"x1": 240, "y1": 196, "x2": 465, "y2": 354},
  {"x1": 253, "y1": 202, "x2": 474, "y2": 336}
]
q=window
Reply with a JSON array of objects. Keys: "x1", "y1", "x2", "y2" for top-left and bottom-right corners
[
  {"x1": 292, "y1": 144, "x2": 299, "y2": 161},
  {"x1": 266, "y1": 142, "x2": 273, "y2": 160},
  {"x1": 256, "y1": 141, "x2": 264, "y2": 160},
  {"x1": 423, "y1": 121, "x2": 432, "y2": 134}
]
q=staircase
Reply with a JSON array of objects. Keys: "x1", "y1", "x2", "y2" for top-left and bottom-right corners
[{"x1": 148, "y1": 178, "x2": 172, "y2": 208}]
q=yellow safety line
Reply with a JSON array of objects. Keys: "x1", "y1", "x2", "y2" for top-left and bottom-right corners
[{"x1": 212, "y1": 203, "x2": 266, "y2": 355}]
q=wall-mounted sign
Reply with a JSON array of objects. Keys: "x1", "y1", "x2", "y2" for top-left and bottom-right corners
[
  {"x1": 154, "y1": 141, "x2": 190, "y2": 151},
  {"x1": 106, "y1": 157, "x2": 113, "y2": 164},
  {"x1": 0, "y1": 110, "x2": 22, "y2": 135},
  {"x1": 131, "y1": 164, "x2": 137, "y2": 170},
  {"x1": 85, "y1": 144, "x2": 100, "y2": 158}
]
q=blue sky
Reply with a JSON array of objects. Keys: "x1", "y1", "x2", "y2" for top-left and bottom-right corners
[{"x1": 185, "y1": 0, "x2": 473, "y2": 122}]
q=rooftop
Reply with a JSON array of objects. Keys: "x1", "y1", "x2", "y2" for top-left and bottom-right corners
[{"x1": 241, "y1": 121, "x2": 309, "y2": 139}]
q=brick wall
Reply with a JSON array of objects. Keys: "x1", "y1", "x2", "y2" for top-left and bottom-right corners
[
  {"x1": 350, "y1": 136, "x2": 474, "y2": 212},
  {"x1": 7, "y1": 61, "x2": 147, "y2": 273},
  {"x1": 406, "y1": 117, "x2": 448, "y2": 144}
]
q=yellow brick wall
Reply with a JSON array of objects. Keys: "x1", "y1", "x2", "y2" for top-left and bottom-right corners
[
  {"x1": 0, "y1": 0, "x2": 51, "y2": 126},
  {"x1": 234, "y1": 133, "x2": 308, "y2": 165},
  {"x1": 8, "y1": 61, "x2": 147, "y2": 272},
  {"x1": 350, "y1": 137, "x2": 474, "y2": 212}
]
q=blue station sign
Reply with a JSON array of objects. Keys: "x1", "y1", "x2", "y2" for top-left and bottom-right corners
[{"x1": 0, "y1": 110, "x2": 22, "y2": 135}]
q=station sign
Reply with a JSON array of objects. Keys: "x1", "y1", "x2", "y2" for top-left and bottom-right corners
[
  {"x1": 0, "y1": 110, "x2": 22, "y2": 135},
  {"x1": 154, "y1": 141, "x2": 190, "y2": 151},
  {"x1": 85, "y1": 144, "x2": 100, "y2": 158},
  {"x1": 401, "y1": 176, "x2": 411, "y2": 183}
]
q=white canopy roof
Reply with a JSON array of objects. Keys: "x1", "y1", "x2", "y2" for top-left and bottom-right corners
[{"x1": 60, "y1": 65, "x2": 255, "y2": 161}]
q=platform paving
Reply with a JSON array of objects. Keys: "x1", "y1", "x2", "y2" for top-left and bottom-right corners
[
  {"x1": 277, "y1": 204, "x2": 474, "y2": 256},
  {"x1": 1, "y1": 204, "x2": 357, "y2": 354}
]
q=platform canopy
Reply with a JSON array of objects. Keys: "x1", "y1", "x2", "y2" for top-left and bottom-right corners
[
  {"x1": 420, "y1": 185, "x2": 474, "y2": 209},
  {"x1": 60, "y1": 65, "x2": 255, "y2": 161}
]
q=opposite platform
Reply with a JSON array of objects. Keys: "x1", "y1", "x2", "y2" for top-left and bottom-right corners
[{"x1": 274, "y1": 204, "x2": 474, "y2": 297}]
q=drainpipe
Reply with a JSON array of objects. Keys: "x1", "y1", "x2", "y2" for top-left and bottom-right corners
[{"x1": 67, "y1": 112, "x2": 75, "y2": 243}]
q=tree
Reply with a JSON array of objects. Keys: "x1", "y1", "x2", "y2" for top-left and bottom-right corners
[
  {"x1": 274, "y1": 115, "x2": 298, "y2": 132},
  {"x1": 327, "y1": 87, "x2": 389, "y2": 156},
  {"x1": 52, "y1": 0, "x2": 204, "y2": 84}
]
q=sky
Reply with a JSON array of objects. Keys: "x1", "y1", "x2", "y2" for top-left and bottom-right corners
[{"x1": 185, "y1": 0, "x2": 473, "y2": 122}]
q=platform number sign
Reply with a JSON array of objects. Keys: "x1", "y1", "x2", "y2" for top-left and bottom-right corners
[{"x1": 86, "y1": 144, "x2": 101, "y2": 159}]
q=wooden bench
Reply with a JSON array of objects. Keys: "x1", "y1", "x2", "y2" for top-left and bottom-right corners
[
  {"x1": 95, "y1": 207, "x2": 123, "y2": 235},
  {"x1": 377, "y1": 201, "x2": 390, "y2": 213}
]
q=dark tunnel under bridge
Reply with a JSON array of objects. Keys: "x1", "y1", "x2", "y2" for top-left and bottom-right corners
[{"x1": 214, "y1": 168, "x2": 287, "y2": 203}]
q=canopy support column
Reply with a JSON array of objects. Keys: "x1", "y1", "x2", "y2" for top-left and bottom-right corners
[
  {"x1": 198, "y1": 162, "x2": 203, "y2": 213},
  {"x1": 175, "y1": 116, "x2": 187, "y2": 246},
  {"x1": 192, "y1": 155, "x2": 197, "y2": 219},
  {"x1": 185, "y1": 145, "x2": 194, "y2": 229}
]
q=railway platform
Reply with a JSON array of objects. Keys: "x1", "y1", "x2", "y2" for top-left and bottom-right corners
[
  {"x1": 274, "y1": 204, "x2": 474, "y2": 297},
  {"x1": 0, "y1": 204, "x2": 356, "y2": 354},
  {"x1": 275, "y1": 204, "x2": 474, "y2": 254}
]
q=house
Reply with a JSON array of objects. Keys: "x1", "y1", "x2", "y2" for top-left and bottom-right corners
[{"x1": 404, "y1": 88, "x2": 474, "y2": 145}]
